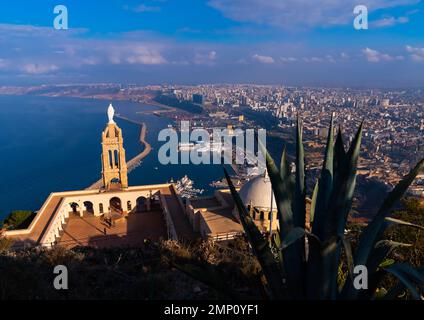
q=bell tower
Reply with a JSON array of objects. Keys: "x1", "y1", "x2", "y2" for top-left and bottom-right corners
[{"x1": 101, "y1": 104, "x2": 128, "y2": 190}]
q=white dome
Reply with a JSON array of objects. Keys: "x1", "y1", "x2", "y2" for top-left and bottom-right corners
[{"x1": 239, "y1": 173, "x2": 276, "y2": 211}]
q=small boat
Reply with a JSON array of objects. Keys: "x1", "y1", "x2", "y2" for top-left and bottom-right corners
[{"x1": 175, "y1": 175, "x2": 203, "y2": 198}]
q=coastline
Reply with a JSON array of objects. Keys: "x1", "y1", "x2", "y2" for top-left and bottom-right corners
[
  {"x1": 86, "y1": 116, "x2": 152, "y2": 190},
  {"x1": 0, "y1": 92, "x2": 185, "y2": 118},
  {"x1": 0, "y1": 94, "x2": 157, "y2": 191},
  {"x1": 0, "y1": 94, "x2": 225, "y2": 218}
]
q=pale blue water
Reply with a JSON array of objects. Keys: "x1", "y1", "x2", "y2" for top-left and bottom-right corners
[{"x1": 0, "y1": 95, "x2": 227, "y2": 220}]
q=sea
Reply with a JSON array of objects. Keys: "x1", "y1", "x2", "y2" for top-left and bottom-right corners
[{"x1": 0, "y1": 95, "x2": 230, "y2": 220}]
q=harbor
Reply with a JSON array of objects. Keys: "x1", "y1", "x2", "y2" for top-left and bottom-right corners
[{"x1": 173, "y1": 175, "x2": 204, "y2": 198}]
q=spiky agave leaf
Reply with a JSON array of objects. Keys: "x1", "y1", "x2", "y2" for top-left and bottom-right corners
[
  {"x1": 383, "y1": 266, "x2": 424, "y2": 300},
  {"x1": 384, "y1": 217, "x2": 424, "y2": 230},
  {"x1": 357, "y1": 240, "x2": 413, "y2": 300},
  {"x1": 360, "y1": 225, "x2": 423, "y2": 299},
  {"x1": 309, "y1": 181, "x2": 319, "y2": 225},
  {"x1": 281, "y1": 227, "x2": 308, "y2": 250},
  {"x1": 333, "y1": 121, "x2": 363, "y2": 235},
  {"x1": 343, "y1": 159, "x2": 424, "y2": 299},
  {"x1": 331, "y1": 123, "x2": 363, "y2": 298},
  {"x1": 312, "y1": 121, "x2": 364, "y2": 299},
  {"x1": 287, "y1": 117, "x2": 307, "y2": 298},
  {"x1": 271, "y1": 229, "x2": 284, "y2": 263},
  {"x1": 312, "y1": 114, "x2": 334, "y2": 240},
  {"x1": 293, "y1": 117, "x2": 309, "y2": 298},
  {"x1": 280, "y1": 146, "x2": 291, "y2": 181},
  {"x1": 355, "y1": 160, "x2": 424, "y2": 267},
  {"x1": 333, "y1": 126, "x2": 346, "y2": 182},
  {"x1": 260, "y1": 139, "x2": 306, "y2": 299},
  {"x1": 306, "y1": 180, "x2": 320, "y2": 298},
  {"x1": 382, "y1": 281, "x2": 407, "y2": 300},
  {"x1": 281, "y1": 227, "x2": 321, "y2": 250},
  {"x1": 368, "y1": 240, "x2": 413, "y2": 272},
  {"x1": 258, "y1": 140, "x2": 293, "y2": 237},
  {"x1": 223, "y1": 168, "x2": 286, "y2": 299},
  {"x1": 306, "y1": 116, "x2": 335, "y2": 299},
  {"x1": 224, "y1": 115, "x2": 422, "y2": 301},
  {"x1": 341, "y1": 236, "x2": 355, "y2": 282},
  {"x1": 383, "y1": 264, "x2": 424, "y2": 300},
  {"x1": 259, "y1": 139, "x2": 304, "y2": 298},
  {"x1": 294, "y1": 117, "x2": 306, "y2": 228}
]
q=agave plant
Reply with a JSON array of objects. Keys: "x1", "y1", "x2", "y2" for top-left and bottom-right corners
[{"x1": 224, "y1": 115, "x2": 424, "y2": 300}]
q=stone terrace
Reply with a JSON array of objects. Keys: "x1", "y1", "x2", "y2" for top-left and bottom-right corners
[{"x1": 4, "y1": 183, "x2": 198, "y2": 249}]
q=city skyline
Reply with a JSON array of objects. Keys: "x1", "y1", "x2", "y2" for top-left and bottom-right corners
[{"x1": 0, "y1": 0, "x2": 423, "y2": 87}]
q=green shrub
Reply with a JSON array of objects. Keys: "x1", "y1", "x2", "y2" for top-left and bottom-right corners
[
  {"x1": 3, "y1": 210, "x2": 36, "y2": 230},
  {"x1": 0, "y1": 235, "x2": 13, "y2": 252},
  {"x1": 0, "y1": 242, "x2": 259, "y2": 299}
]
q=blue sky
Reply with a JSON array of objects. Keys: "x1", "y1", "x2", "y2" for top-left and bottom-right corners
[{"x1": 0, "y1": 0, "x2": 423, "y2": 87}]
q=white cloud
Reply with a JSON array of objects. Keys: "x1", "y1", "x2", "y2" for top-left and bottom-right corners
[
  {"x1": 406, "y1": 45, "x2": 424, "y2": 55},
  {"x1": 406, "y1": 45, "x2": 424, "y2": 61},
  {"x1": 0, "y1": 23, "x2": 87, "y2": 38},
  {"x1": 280, "y1": 57, "x2": 298, "y2": 63},
  {"x1": 208, "y1": 51, "x2": 217, "y2": 60},
  {"x1": 193, "y1": 50, "x2": 218, "y2": 65},
  {"x1": 310, "y1": 57, "x2": 323, "y2": 62},
  {"x1": 0, "y1": 20, "x2": 420, "y2": 85},
  {"x1": 171, "y1": 60, "x2": 190, "y2": 66},
  {"x1": 109, "y1": 54, "x2": 122, "y2": 65},
  {"x1": 410, "y1": 54, "x2": 424, "y2": 62},
  {"x1": 236, "y1": 58, "x2": 248, "y2": 64},
  {"x1": 208, "y1": 0, "x2": 420, "y2": 29},
  {"x1": 132, "y1": 4, "x2": 161, "y2": 12},
  {"x1": 0, "y1": 23, "x2": 170, "y2": 71},
  {"x1": 81, "y1": 57, "x2": 100, "y2": 66},
  {"x1": 125, "y1": 47, "x2": 167, "y2": 65},
  {"x1": 363, "y1": 48, "x2": 380, "y2": 62},
  {"x1": 362, "y1": 47, "x2": 404, "y2": 62},
  {"x1": 325, "y1": 54, "x2": 336, "y2": 63},
  {"x1": 340, "y1": 52, "x2": 350, "y2": 59},
  {"x1": 281, "y1": 54, "x2": 345, "y2": 63},
  {"x1": 372, "y1": 16, "x2": 409, "y2": 27},
  {"x1": 0, "y1": 59, "x2": 8, "y2": 69},
  {"x1": 21, "y1": 64, "x2": 59, "y2": 74},
  {"x1": 252, "y1": 54, "x2": 274, "y2": 64}
]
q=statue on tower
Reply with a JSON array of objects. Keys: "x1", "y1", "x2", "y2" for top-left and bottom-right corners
[
  {"x1": 101, "y1": 103, "x2": 128, "y2": 190},
  {"x1": 108, "y1": 103, "x2": 115, "y2": 124}
]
